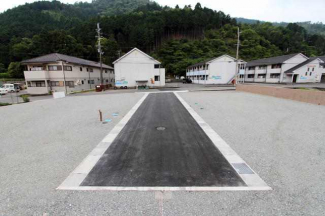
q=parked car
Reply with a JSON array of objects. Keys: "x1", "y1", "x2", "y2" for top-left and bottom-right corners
[
  {"x1": 182, "y1": 78, "x2": 192, "y2": 84},
  {"x1": 0, "y1": 86, "x2": 7, "y2": 95},
  {"x1": 2, "y1": 84, "x2": 19, "y2": 93}
]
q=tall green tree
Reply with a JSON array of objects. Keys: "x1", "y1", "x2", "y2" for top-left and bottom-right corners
[{"x1": 8, "y1": 62, "x2": 23, "y2": 78}]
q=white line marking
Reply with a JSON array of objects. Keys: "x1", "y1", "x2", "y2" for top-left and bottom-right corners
[
  {"x1": 57, "y1": 93, "x2": 149, "y2": 190},
  {"x1": 58, "y1": 186, "x2": 271, "y2": 191},
  {"x1": 58, "y1": 91, "x2": 271, "y2": 191},
  {"x1": 174, "y1": 92, "x2": 271, "y2": 190}
]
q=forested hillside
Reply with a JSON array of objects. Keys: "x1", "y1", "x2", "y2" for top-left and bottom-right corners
[
  {"x1": 0, "y1": 0, "x2": 325, "y2": 78},
  {"x1": 237, "y1": 18, "x2": 325, "y2": 36}
]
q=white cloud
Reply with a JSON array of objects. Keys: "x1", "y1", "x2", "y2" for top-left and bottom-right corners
[{"x1": 1, "y1": 0, "x2": 325, "y2": 23}]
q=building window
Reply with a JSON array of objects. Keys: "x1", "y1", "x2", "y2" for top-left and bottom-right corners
[
  {"x1": 64, "y1": 66, "x2": 72, "y2": 71},
  {"x1": 310, "y1": 72, "x2": 312, "y2": 76},
  {"x1": 305, "y1": 72, "x2": 308, "y2": 76},
  {"x1": 81, "y1": 80, "x2": 84, "y2": 85},
  {"x1": 105, "y1": 70, "x2": 108, "y2": 73},
  {"x1": 257, "y1": 74, "x2": 266, "y2": 78},
  {"x1": 308, "y1": 68, "x2": 310, "y2": 71},
  {"x1": 88, "y1": 80, "x2": 94, "y2": 84},
  {"x1": 48, "y1": 65, "x2": 62, "y2": 71},
  {"x1": 154, "y1": 64, "x2": 160, "y2": 69},
  {"x1": 312, "y1": 68, "x2": 315, "y2": 72},
  {"x1": 106, "y1": 79, "x2": 109, "y2": 83},
  {"x1": 66, "y1": 81, "x2": 74, "y2": 88},
  {"x1": 270, "y1": 73, "x2": 280, "y2": 78},
  {"x1": 271, "y1": 64, "x2": 281, "y2": 69},
  {"x1": 80, "y1": 67, "x2": 83, "y2": 71},
  {"x1": 247, "y1": 74, "x2": 255, "y2": 78},
  {"x1": 50, "y1": 81, "x2": 60, "y2": 87},
  {"x1": 258, "y1": 66, "x2": 266, "y2": 70},
  {"x1": 35, "y1": 81, "x2": 45, "y2": 87},
  {"x1": 248, "y1": 67, "x2": 255, "y2": 70},
  {"x1": 155, "y1": 76, "x2": 160, "y2": 81},
  {"x1": 87, "y1": 68, "x2": 93, "y2": 72}
]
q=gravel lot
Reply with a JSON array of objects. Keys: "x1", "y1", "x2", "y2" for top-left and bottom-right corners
[{"x1": 1, "y1": 90, "x2": 325, "y2": 215}]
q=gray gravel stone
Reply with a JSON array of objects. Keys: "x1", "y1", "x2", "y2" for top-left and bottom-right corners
[{"x1": 0, "y1": 90, "x2": 324, "y2": 215}]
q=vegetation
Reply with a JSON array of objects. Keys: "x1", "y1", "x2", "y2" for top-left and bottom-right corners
[
  {"x1": 0, "y1": 102, "x2": 12, "y2": 106},
  {"x1": 0, "y1": 0, "x2": 324, "y2": 77},
  {"x1": 21, "y1": 95, "x2": 30, "y2": 103}
]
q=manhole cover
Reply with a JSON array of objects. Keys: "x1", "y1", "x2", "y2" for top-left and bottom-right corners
[{"x1": 156, "y1": 127, "x2": 166, "y2": 131}]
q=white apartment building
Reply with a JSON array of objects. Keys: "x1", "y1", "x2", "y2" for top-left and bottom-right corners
[
  {"x1": 186, "y1": 55, "x2": 246, "y2": 84},
  {"x1": 113, "y1": 48, "x2": 165, "y2": 88},
  {"x1": 22, "y1": 53, "x2": 114, "y2": 95},
  {"x1": 244, "y1": 53, "x2": 325, "y2": 83}
]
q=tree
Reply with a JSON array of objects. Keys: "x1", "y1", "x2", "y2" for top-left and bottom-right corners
[
  {"x1": 8, "y1": 62, "x2": 23, "y2": 78},
  {"x1": 0, "y1": 63, "x2": 6, "y2": 73},
  {"x1": 101, "y1": 36, "x2": 120, "y2": 65}
]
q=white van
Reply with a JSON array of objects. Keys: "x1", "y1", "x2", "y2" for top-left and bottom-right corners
[{"x1": 1, "y1": 84, "x2": 19, "y2": 93}]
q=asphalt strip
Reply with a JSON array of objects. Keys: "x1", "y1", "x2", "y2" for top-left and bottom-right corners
[{"x1": 58, "y1": 92, "x2": 271, "y2": 191}]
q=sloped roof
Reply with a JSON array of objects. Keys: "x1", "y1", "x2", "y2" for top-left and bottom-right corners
[
  {"x1": 187, "y1": 54, "x2": 244, "y2": 69},
  {"x1": 246, "y1": 53, "x2": 303, "y2": 67},
  {"x1": 285, "y1": 57, "x2": 324, "y2": 74},
  {"x1": 113, "y1": 48, "x2": 161, "y2": 64},
  {"x1": 318, "y1": 56, "x2": 325, "y2": 62},
  {"x1": 21, "y1": 53, "x2": 113, "y2": 70}
]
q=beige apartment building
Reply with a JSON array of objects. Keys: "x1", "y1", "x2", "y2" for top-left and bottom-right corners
[{"x1": 22, "y1": 53, "x2": 114, "y2": 95}]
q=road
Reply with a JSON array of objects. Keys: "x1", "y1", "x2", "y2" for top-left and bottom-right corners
[{"x1": 81, "y1": 93, "x2": 244, "y2": 187}]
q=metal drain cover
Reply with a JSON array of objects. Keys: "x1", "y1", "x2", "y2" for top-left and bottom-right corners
[
  {"x1": 156, "y1": 127, "x2": 166, "y2": 131},
  {"x1": 232, "y1": 163, "x2": 254, "y2": 174}
]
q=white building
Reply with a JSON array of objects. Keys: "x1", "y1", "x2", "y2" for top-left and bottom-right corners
[
  {"x1": 113, "y1": 48, "x2": 165, "y2": 88},
  {"x1": 186, "y1": 55, "x2": 246, "y2": 84},
  {"x1": 284, "y1": 57, "x2": 325, "y2": 83},
  {"x1": 22, "y1": 53, "x2": 114, "y2": 95},
  {"x1": 244, "y1": 53, "x2": 325, "y2": 83}
]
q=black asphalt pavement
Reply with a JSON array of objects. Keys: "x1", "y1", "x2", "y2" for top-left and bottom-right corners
[{"x1": 81, "y1": 93, "x2": 245, "y2": 187}]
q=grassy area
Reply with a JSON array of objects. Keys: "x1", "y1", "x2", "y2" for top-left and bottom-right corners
[
  {"x1": 70, "y1": 89, "x2": 96, "y2": 94},
  {"x1": 0, "y1": 78, "x2": 25, "y2": 82},
  {"x1": 0, "y1": 102, "x2": 12, "y2": 106}
]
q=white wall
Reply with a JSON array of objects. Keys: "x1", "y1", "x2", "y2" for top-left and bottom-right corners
[
  {"x1": 186, "y1": 55, "x2": 238, "y2": 84},
  {"x1": 292, "y1": 59, "x2": 323, "y2": 83},
  {"x1": 114, "y1": 49, "x2": 165, "y2": 87}
]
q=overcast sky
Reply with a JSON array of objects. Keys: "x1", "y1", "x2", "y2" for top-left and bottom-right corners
[{"x1": 1, "y1": 0, "x2": 325, "y2": 23}]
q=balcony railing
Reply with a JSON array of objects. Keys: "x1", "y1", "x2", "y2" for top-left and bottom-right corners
[{"x1": 24, "y1": 70, "x2": 49, "y2": 80}]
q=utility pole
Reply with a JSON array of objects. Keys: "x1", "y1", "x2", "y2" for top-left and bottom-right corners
[
  {"x1": 97, "y1": 23, "x2": 104, "y2": 86},
  {"x1": 235, "y1": 27, "x2": 241, "y2": 85}
]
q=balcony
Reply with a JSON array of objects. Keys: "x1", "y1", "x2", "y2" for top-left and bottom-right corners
[{"x1": 24, "y1": 70, "x2": 49, "y2": 80}]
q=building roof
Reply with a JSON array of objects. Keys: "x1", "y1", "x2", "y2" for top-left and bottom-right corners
[
  {"x1": 285, "y1": 57, "x2": 324, "y2": 74},
  {"x1": 21, "y1": 53, "x2": 113, "y2": 70},
  {"x1": 113, "y1": 48, "x2": 161, "y2": 65},
  {"x1": 187, "y1": 54, "x2": 245, "y2": 69},
  {"x1": 246, "y1": 53, "x2": 304, "y2": 67}
]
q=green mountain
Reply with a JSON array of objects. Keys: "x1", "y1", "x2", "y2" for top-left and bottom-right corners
[
  {"x1": 0, "y1": 0, "x2": 324, "y2": 78},
  {"x1": 236, "y1": 18, "x2": 325, "y2": 36}
]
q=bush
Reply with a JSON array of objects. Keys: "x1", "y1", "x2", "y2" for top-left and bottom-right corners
[
  {"x1": 21, "y1": 95, "x2": 30, "y2": 103},
  {"x1": 0, "y1": 102, "x2": 11, "y2": 106},
  {"x1": 0, "y1": 73, "x2": 10, "y2": 79}
]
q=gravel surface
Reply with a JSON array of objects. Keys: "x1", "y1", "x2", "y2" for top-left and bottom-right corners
[{"x1": 0, "y1": 90, "x2": 325, "y2": 215}]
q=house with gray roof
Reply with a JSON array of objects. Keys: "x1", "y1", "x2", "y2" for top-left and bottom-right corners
[
  {"x1": 21, "y1": 53, "x2": 114, "y2": 95},
  {"x1": 186, "y1": 54, "x2": 246, "y2": 84},
  {"x1": 244, "y1": 53, "x2": 313, "y2": 83}
]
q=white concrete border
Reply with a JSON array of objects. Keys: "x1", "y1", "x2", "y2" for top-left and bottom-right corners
[
  {"x1": 174, "y1": 92, "x2": 271, "y2": 191},
  {"x1": 58, "y1": 91, "x2": 271, "y2": 191}
]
